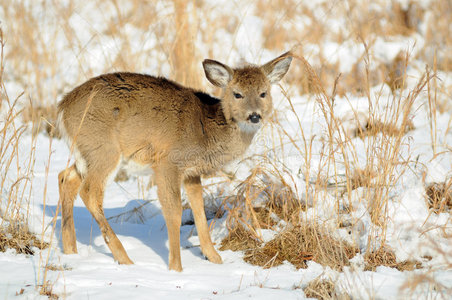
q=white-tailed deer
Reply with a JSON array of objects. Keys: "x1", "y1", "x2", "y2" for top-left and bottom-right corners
[{"x1": 57, "y1": 52, "x2": 292, "y2": 271}]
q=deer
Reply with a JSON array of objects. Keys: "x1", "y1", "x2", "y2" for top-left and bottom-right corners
[{"x1": 57, "y1": 52, "x2": 292, "y2": 271}]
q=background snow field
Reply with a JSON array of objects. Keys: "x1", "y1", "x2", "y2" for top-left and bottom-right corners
[{"x1": 1, "y1": 0, "x2": 451, "y2": 299}]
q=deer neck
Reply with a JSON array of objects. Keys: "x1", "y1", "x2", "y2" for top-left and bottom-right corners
[
  {"x1": 195, "y1": 91, "x2": 259, "y2": 158},
  {"x1": 205, "y1": 104, "x2": 258, "y2": 154}
]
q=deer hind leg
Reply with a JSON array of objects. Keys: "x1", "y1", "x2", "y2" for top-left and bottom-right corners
[
  {"x1": 154, "y1": 163, "x2": 183, "y2": 271},
  {"x1": 59, "y1": 164, "x2": 82, "y2": 254},
  {"x1": 79, "y1": 149, "x2": 133, "y2": 265},
  {"x1": 184, "y1": 176, "x2": 222, "y2": 264}
]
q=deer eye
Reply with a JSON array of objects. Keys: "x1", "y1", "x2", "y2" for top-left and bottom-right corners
[
  {"x1": 260, "y1": 92, "x2": 266, "y2": 98},
  {"x1": 233, "y1": 92, "x2": 243, "y2": 99}
]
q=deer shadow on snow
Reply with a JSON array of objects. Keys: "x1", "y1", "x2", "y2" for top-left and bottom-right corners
[{"x1": 42, "y1": 199, "x2": 208, "y2": 266}]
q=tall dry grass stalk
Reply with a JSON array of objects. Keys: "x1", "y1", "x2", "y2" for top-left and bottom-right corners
[
  {"x1": 0, "y1": 29, "x2": 36, "y2": 231},
  {"x1": 170, "y1": 0, "x2": 201, "y2": 89},
  {"x1": 0, "y1": 28, "x2": 57, "y2": 297}
]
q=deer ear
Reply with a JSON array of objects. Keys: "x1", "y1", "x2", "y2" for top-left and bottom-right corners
[
  {"x1": 261, "y1": 52, "x2": 292, "y2": 84},
  {"x1": 203, "y1": 59, "x2": 233, "y2": 87}
]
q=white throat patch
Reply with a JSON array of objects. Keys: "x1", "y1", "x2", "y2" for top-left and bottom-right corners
[{"x1": 237, "y1": 121, "x2": 261, "y2": 134}]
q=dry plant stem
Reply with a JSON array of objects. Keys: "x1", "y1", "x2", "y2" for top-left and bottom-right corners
[
  {"x1": 21, "y1": 99, "x2": 38, "y2": 227},
  {"x1": 426, "y1": 66, "x2": 438, "y2": 155},
  {"x1": 292, "y1": 54, "x2": 353, "y2": 217},
  {"x1": 170, "y1": 0, "x2": 200, "y2": 89},
  {"x1": 0, "y1": 30, "x2": 36, "y2": 229},
  {"x1": 278, "y1": 86, "x2": 311, "y2": 221},
  {"x1": 39, "y1": 136, "x2": 54, "y2": 293}
]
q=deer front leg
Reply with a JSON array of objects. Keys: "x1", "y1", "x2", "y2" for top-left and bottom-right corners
[
  {"x1": 184, "y1": 176, "x2": 222, "y2": 264},
  {"x1": 155, "y1": 164, "x2": 183, "y2": 271}
]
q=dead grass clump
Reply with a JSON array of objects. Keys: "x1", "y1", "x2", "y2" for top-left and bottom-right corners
[
  {"x1": 252, "y1": 207, "x2": 279, "y2": 229},
  {"x1": 234, "y1": 167, "x2": 304, "y2": 227},
  {"x1": 244, "y1": 225, "x2": 358, "y2": 271},
  {"x1": 340, "y1": 62, "x2": 383, "y2": 97},
  {"x1": 304, "y1": 276, "x2": 350, "y2": 300},
  {"x1": 295, "y1": 58, "x2": 342, "y2": 96},
  {"x1": 364, "y1": 246, "x2": 421, "y2": 272},
  {"x1": 39, "y1": 281, "x2": 59, "y2": 299},
  {"x1": 389, "y1": 2, "x2": 424, "y2": 36},
  {"x1": 354, "y1": 120, "x2": 414, "y2": 138},
  {"x1": 262, "y1": 184, "x2": 304, "y2": 223},
  {"x1": 219, "y1": 223, "x2": 262, "y2": 252},
  {"x1": 0, "y1": 225, "x2": 48, "y2": 255},
  {"x1": 304, "y1": 277, "x2": 335, "y2": 300},
  {"x1": 349, "y1": 166, "x2": 377, "y2": 190},
  {"x1": 419, "y1": 0, "x2": 452, "y2": 71},
  {"x1": 383, "y1": 51, "x2": 408, "y2": 92},
  {"x1": 425, "y1": 181, "x2": 452, "y2": 213}
]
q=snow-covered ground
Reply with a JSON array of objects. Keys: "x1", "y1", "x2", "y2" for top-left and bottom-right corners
[{"x1": 1, "y1": 0, "x2": 451, "y2": 299}]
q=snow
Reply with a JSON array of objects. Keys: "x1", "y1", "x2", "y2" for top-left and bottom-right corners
[{"x1": 1, "y1": 0, "x2": 452, "y2": 299}]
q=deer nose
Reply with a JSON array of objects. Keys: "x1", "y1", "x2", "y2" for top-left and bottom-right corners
[{"x1": 248, "y1": 112, "x2": 261, "y2": 124}]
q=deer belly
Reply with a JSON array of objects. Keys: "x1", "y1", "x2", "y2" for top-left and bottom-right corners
[{"x1": 120, "y1": 158, "x2": 154, "y2": 177}]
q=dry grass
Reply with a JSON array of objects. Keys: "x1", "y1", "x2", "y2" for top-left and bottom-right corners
[
  {"x1": 220, "y1": 44, "x2": 433, "y2": 274},
  {"x1": 234, "y1": 167, "x2": 304, "y2": 225},
  {"x1": 425, "y1": 181, "x2": 452, "y2": 213},
  {"x1": 218, "y1": 167, "x2": 359, "y2": 271},
  {"x1": 0, "y1": 28, "x2": 57, "y2": 298},
  {"x1": 292, "y1": 51, "x2": 426, "y2": 228},
  {"x1": 304, "y1": 278, "x2": 336, "y2": 300},
  {"x1": 0, "y1": 29, "x2": 40, "y2": 254},
  {"x1": 0, "y1": 224, "x2": 48, "y2": 255},
  {"x1": 304, "y1": 276, "x2": 350, "y2": 300},
  {"x1": 419, "y1": 0, "x2": 452, "y2": 71},
  {"x1": 256, "y1": 0, "x2": 449, "y2": 97},
  {"x1": 364, "y1": 246, "x2": 422, "y2": 272},
  {"x1": 219, "y1": 166, "x2": 359, "y2": 273},
  {"x1": 219, "y1": 223, "x2": 262, "y2": 252},
  {"x1": 243, "y1": 224, "x2": 358, "y2": 271},
  {"x1": 349, "y1": 166, "x2": 377, "y2": 190},
  {"x1": 21, "y1": 104, "x2": 58, "y2": 137},
  {"x1": 354, "y1": 119, "x2": 415, "y2": 139},
  {"x1": 38, "y1": 281, "x2": 59, "y2": 299}
]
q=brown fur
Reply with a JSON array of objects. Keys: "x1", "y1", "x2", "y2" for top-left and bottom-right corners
[{"x1": 57, "y1": 52, "x2": 292, "y2": 271}]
